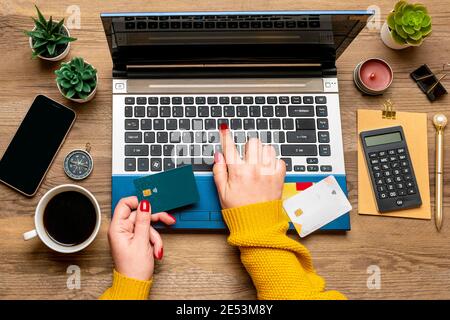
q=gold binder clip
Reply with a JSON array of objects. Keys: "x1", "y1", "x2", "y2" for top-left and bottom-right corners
[{"x1": 382, "y1": 99, "x2": 396, "y2": 119}]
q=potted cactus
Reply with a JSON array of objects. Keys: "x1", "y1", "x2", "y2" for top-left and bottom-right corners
[
  {"x1": 55, "y1": 57, "x2": 98, "y2": 103},
  {"x1": 25, "y1": 5, "x2": 76, "y2": 61},
  {"x1": 381, "y1": 1, "x2": 432, "y2": 50}
]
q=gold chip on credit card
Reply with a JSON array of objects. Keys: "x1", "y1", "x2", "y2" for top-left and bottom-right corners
[{"x1": 143, "y1": 189, "x2": 152, "y2": 197}]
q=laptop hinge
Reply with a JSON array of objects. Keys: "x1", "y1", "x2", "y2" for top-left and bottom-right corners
[{"x1": 113, "y1": 64, "x2": 336, "y2": 79}]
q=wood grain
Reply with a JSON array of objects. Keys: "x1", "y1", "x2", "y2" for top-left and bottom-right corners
[{"x1": 0, "y1": 0, "x2": 449, "y2": 300}]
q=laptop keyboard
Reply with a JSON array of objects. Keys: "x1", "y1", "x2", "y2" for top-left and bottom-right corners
[{"x1": 122, "y1": 94, "x2": 332, "y2": 173}]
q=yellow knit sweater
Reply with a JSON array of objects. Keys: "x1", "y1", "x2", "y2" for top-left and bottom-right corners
[{"x1": 100, "y1": 200, "x2": 345, "y2": 300}]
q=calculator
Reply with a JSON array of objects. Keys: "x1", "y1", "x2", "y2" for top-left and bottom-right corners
[{"x1": 360, "y1": 126, "x2": 422, "y2": 212}]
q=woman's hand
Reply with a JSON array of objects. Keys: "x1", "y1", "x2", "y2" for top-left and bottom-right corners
[
  {"x1": 213, "y1": 125, "x2": 286, "y2": 209},
  {"x1": 107, "y1": 196, "x2": 176, "y2": 281}
]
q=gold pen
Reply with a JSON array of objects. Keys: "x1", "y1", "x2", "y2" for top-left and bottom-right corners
[{"x1": 433, "y1": 114, "x2": 447, "y2": 231}]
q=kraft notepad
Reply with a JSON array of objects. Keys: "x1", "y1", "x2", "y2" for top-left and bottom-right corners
[{"x1": 357, "y1": 109, "x2": 431, "y2": 219}]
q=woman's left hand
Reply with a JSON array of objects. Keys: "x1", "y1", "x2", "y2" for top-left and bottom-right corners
[{"x1": 107, "y1": 196, "x2": 176, "y2": 281}]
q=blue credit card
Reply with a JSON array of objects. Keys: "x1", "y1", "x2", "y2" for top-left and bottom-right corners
[{"x1": 133, "y1": 165, "x2": 200, "y2": 213}]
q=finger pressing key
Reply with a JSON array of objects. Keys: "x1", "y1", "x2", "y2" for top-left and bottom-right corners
[{"x1": 219, "y1": 123, "x2": 242, "y2": 165}]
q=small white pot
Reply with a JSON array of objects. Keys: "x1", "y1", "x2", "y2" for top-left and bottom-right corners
[
  {"x1": 29, "y1": 25, "x2": 71, "y2": 61},
  {"x1": 380, "y1": 21, "x2": 411, "y2": 50},
  {"x1": 57, "y1": 72, "x2": 98, "y2": 103}
]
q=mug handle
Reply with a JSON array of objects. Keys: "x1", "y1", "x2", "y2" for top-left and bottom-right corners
[{"x1": 23, "y1": 229, "x2": 37, "y2": 241}]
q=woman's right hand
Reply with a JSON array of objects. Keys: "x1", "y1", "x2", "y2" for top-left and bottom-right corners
[{"x1": 212, "y1": 125, "x2": 286, "y2": 209}]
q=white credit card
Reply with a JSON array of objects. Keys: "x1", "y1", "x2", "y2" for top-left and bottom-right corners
[{"x1": 283, "y1": 176, "x2": 352, "y2": 237}]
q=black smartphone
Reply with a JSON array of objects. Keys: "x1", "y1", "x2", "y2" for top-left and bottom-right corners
[{"x1": 0, "y1": 95, "x2": 76, "y2": 196}]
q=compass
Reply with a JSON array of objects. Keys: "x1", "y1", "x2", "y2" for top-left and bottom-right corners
[{"x1": 63, "y1": 143, "x2": 94, "y2": 180}]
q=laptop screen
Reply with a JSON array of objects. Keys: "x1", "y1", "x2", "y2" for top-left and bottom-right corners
[{"x1": 101, "y1": 11, "x2": 373, "y2": 69}]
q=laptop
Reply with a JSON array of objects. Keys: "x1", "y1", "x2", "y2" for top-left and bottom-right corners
[{"x1": 101, "y1": 10, "x2": 373, "y2": 230}]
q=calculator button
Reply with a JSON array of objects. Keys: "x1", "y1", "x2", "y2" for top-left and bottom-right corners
[
  {"x1": 402, "y1": 168, "x2": 411, "y2": 174},
  {"x1": 376, "y1": 178, "x2": 384, "y2": 185},
  {"x1": 400, "y1": 161, "x2": 409, "y2": 167},
  {"x1": 396, "y1": 199, "x2": 404, "y2": 206},
  {"x1": 389, "y1": 156, "x2": 397, "y2": 161},
  {"x1": 372, "y1": 165, "x2": 381, "y2": 171},
  {"x1": 407, "y1": 188, "x2": 416, "y2": 195},
  {"x1": 380, "y1": 157, "x2": 388, "y2": 163},
  {"x1": 378, "y1": 151, "x2": 387, "y2": 157},
  {"x1": 369, "y1": 152, "x2": 378, "y2": 158},
  {"x1": 370, "y1": 159, "x2": 379, "y2": 165},
  {"x1": 374, "y1": 172, "x2": 382, "y2": 178},
  {"x1": 385, "y1": 177, "x2": 393, "y2": 184},
  {"x1": 406, "y1": 181, "x2": 415, "y2": 188},
  {"x1": 398, "y1": 190, "x2": 406, "y2": 196},
  {"x1": 389, "y1": 191, "x2": 397, "y2": 198},
  {"x1": 399, "y1": 154, "x2": 407, "y2": 160},
  {"x1": 397, "y1": 148, "x2": 405, "y2": 154},
  {"x1": 383, "y1": 171, "x2": 392, "y2": 177},
  {"x1": 388, "y1": 149, "x2": 396, "y2": 155},
  {"x1": 379, "y1": 192, "x2": 388, "y2": 199},
  {"x1": 381, "y1": 164, "x2": 390, "y2": 170},
  {"x1": 393, "y1": 169, "x2": 401, "y2": 176},
  {"x1": 404, "y1": 174, "x2": 412, "y2": 180},
  {"x1": 386, "y1": 184, "x2": 394, "y2": 191},
  {"x1": 377, "y1": 186, "x2": 386, "y2": 192},
  {"x1": 391, "y1": 162, "x2": 399, "y2": 169},
  {"x1": 396, "y1": 183, "x2": 404, "y2": 189},
  {"x1": 395, "y1": 176, "x2": 403, "y2": 182}
]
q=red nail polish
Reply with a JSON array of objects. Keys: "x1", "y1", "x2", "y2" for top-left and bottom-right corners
[
  {"x1": 157, "y1": 248, "x2": 164, "y2": 260},
  {"x1": 219, "y1": 123, "x2": 228, "y2": 131},
  {"x1": 168, "y1": 213, "x2": 176, "y2": 222},
  {"x1": 140, "y1": 200, "x2": 150, "y2": 212}
]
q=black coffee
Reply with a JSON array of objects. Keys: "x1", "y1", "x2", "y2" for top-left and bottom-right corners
[{"x1": 43, "y1": 191, "x2": 97, "y2": 246}]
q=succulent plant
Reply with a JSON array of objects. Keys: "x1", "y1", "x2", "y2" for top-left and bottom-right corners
[
  {"x1": 387, "y1": 1, "x2": 432, "y2": 46},
  {"x1": 55, "y1": 57, "x2": 97, "y2": 100},
  {"x1": 24, "y1": 5, "x2": 76, "y2": 58}
]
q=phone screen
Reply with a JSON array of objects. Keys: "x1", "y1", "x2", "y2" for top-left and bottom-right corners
[{"x1": 0, "y1": 95, "x2": 76, "y2": 196}]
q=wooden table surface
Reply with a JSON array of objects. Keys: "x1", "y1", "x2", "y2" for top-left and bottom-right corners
[{"x1": 0, "y1": 0, "x2": 449, "y2": 300}]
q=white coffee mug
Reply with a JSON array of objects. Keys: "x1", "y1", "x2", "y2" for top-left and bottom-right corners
[{"x1": 23, "y1": 184, "x2": 101, "y2": 253}]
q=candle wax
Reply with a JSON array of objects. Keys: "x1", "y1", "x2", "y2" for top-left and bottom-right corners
[{"x1": 359, "y1": 59, "x2": 393, "y2": 91}]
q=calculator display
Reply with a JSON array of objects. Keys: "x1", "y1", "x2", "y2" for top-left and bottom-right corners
[{"x1": 364, "y1": 132, "x2": 402, "y2": 147}]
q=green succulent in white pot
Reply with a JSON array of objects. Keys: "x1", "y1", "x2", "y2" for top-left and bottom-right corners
[
  {"x1": 25, "y1": 5, "x2": 76, "y2": 61},
  {"x1": 381, "y1": 1, "x2": 432, "y2": 50},
  {"x1": 55, "y1": 57, "x2": 98, "y2": 103}
]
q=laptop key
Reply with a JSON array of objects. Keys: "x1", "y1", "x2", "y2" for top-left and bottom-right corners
[
  {"x1": 273, "y1": 131, "x2": 285, "y2": 143},
  {"x1": 208, "y1": 131, "x2": 220, "y2": 143},
  {"x1": 202, "y1": 145, "x2": 215, "y2": 157},
  {"x1": 179, "y1": 119, "x2": 190, "y2": 130},
  {"x1": 224, "y1": 105, "x2": 235, "y2": 117},
  {"x1": 319, "y1": 144, "x2": 331, "y2": 156},
  {"x1": 287, "y1": 131, "x2": 316, "y2": 143},
  {"x1": 125, "y1": 106, "x2": 133, "y2": 117},
  {"x1": 256, "y1": 118, "x2": 268, "y2": 130},
  {"x1": 195, "y1": 132, "x2": 206, "y2": 143},
  {"x1": 125, "y1": 97, "x2": 135, "y2": 105},
  {"x1": 185, "y1": 106, "x2": 196, "y2": 117},
  {"x1": 124, "y1": 158, "x2": 136, "y2": 171},
  {"x1": 183, "y1": 97, "x2": 194, "y2": 105},
  {"x1": 279, "y1": 96, "x2": 290, "y2": 104},
  {"x1": 125, "y1": 119, "x2": 139, "y2": 130},
  {"x1": 166, "y1": 119, "x2": 177, "y2": 130},
  {"x1": 267, "y1": 96, "x2": 277, "y2": 104},
  {"x1": 160, "y1": 97, "x2": 170, "y2": 105},
  {"x1": 318, "y1": 131, "x2": 330, "y2": 143},
  {"x1": 219, "y1": 96, "x2": 230, "y2": 104},
  {"x1": 153, "y1": 119, "x2": 165, "y2": 130},
  {"x1": 150, "y1": 158, "x2": 162, "y2": 171},
  {"x1": 144, "y1": 132, "x2": 155, "y2": 143},
  {"x1": 230, "y1": 119, "x2": 242, "y2": 130},
  {"x1": 147, "y1": 106, "x2": 158, "y2": 117},
  {"x1": 237, "y1": 106, "x2": 248, "y2": 117},
  {"x1": 296, "y1": 119, "x2": 315, "y2": 130},
  {"x1": 291, "y1": 96, "x2": 302, "y2": 104},
  {"x1": 157, "y1": 132, "x2": 168, "y2": 143},
  {"x1": 282, "y1": 118, "x2": 294, "y2": 130},
  {"x1": 148, "y1": 97, "x2": 158, "y2": 105},
  {"x1": 303, "y1": 96, "x2": 314, "y2": 104},
  {"x1": 198, "y1": 106, "x2": 209, "y2": 117},
  {"x1": 205, "y1": 119, "x2": 216, "y2": 130},
  {"x1": 160, "y1": 106, "x2": 171, "y2": 117},
  {"x1": 275, "y1": 105, "x2": 287, "y2": 117},
  {"x1": 172, "y1": 106, "x2": 183, "y2": 117},
  {"x1": 234, "y1": 131, "x2": 246, "y2": 144},
  {"x1": 231, "y1": 96, "x2": 242, "y2": 104},
  {"x1": 163, "y1": 158, "x2": 176, "y2": 171},
  {"x1": 211, "y1": 106, "x2": 222, "y2": 117},
  {"x1": 317, "y1": 118, "x2": 329, "y2": 130},
  {"x1": 249, "y1": 106, "x2": 261, "y2": 117},
  {"x1": 260, "y1": 131, "x2": 271, "y2": 143},
  {"x1": 315, "y1": 96, "x2": 327, "y2": 104},
  {"x1": 190, "y1": 145, "x2": 201, "y2": 156},
  {"x1": 255, "y1": 96, "x2": 265, "y2": 104},
  {"x1": 281, "y1": 145, "x2": 318, "y2": 156},
  {"x1": 243, "y1": 96, "x2": 254, "y2": 104},
  {"x1": 269, "y1": 118, "x2": 281, "y2": 130},
  {"x1": 170, "y1": 131, "x2": 181, "y2": 143},
  {"x1": 138, "y1": 158, "x2": 149, "y2": 172},
  {"x1": 172, "y1": 97, "x2": 182, "y2": 105},
  {"x1": 195, "y1": 96, "x2": 206, "y2": 105},
  {"x1": 192, "y1": 119, "x2": 203, "y2": 130},
  {"x1": 207, "y1": 97, "x2": 218, "y2": 104},
  {"x1": 244, "y1": 119, "x2": 255, "y2": 130},
  {"x1": 125, "y1": 145, "x2": 149, "y2": 156},
  {"x1": 163, "y1": 144, "x2": 174, "y2": 157},
  {"x1": 134, "y1": 106, "x2": 145, "y2": 117},
  {"x1": 288, "y1": 106, "x2": 314, "y2": 117},
  {"x1": 136, "y1": 97, "x2": 146, "y2": 105},
  {"x1": 125, "y1": 132, "x2": 142, "y2": 143},
  {"x1": 262, "y1": 105, "x2": 274, "y2": 117},
  {"x1": 316, "y1": 105, "x2": 328, "y2": 117},
  {"x1": 141, "y1": 119, "x2": 152, "y2": 130},
  {"x1": 281, "y1": 158, "x2": 292, "y2": 171},
  {"x1": 150, "y1": 145, "x2": 162, "y2": 156}
]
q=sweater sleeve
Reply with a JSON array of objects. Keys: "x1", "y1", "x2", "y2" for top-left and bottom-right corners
[
  {"x1": 99, "y1": 269, "x2": 152, "y2": 300},
  {"x1": 222, "y1": 200, "x2": 346, "y2": 300}
]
